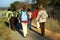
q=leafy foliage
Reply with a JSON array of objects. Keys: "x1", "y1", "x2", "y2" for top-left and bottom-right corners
[
  {"x1": 32, "y1": 0, "x2": 60, "y2": 6},
  {"x1": 10, "y1": 1, "x2": 32, "y2": 10}
]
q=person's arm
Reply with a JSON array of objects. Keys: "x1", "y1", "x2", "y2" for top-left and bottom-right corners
[
  {"x1": 6, "y1": 11, "x2": 9, "y2": 17},
  {"x1": 44, "y1": 10, "x2": 48, "y2": 22},
  {"x1": 11, "y1": 12, "x2": 13, "y2": 17},
  {"x1": 18, "y1": 10, "x2": 21, "y2": 17},
  {"x1": 44, "y1": 11, "x2": 48, "y2": 18},
  {"x1": 18, "y1": 10, "x2": 22, "y2": 22},
  {"x1": 16, "y1": 12, "x2": 18, "y2": 17},
  {"x1": 36, "y1": 11, "x2": 41, "y2": 21},
  {"x1": 29, "y1": 12, "x2": 32, "y2": 19}
]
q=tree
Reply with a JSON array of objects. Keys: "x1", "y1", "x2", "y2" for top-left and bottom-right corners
[
  {"x1": 10, "y1": 1, "x2": 21, "y2": 10},
  {"x1": 10, "y1": 1, "x2": 32, "y2": 10},
  {"x1": 31, "y1": 0, "x2": 60, "y2": 7}
]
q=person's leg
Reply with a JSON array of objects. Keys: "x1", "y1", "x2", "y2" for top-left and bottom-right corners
[
  {"x1": 9, "y1": 21, "x2": 11, "y2": 28},
  {"x1": 11, "y1": 22, "x2": 16, "y2": 31},
  {"x1": 29, "y1": 19, "x2": 32, "y2": 29},
  {"x1": 40, "y1": 22, "x2": 45, "y2": 36},
  {"x1": 37, "y1": 21, "x2": 40, "y2": 29},
  {"x1": 17, "y1": 23, "x2": 22, "y2": 30},
  {"x1": 8, "y1": 18, "x2": 11, "y2": 28},
  {"x1": 25, "y1": 23, "x2": 28, "y2": 34},
  {"x1": 21, "y1": 22, "x2": 27, "y2": 37},
  {"x1": 11, "y1": 24, "x2": 15, "y2": 31}
]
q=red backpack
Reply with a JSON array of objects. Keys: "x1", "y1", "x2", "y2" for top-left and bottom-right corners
[{"x1": 33, "y1": 9, "x2": 39, "y2": 19}]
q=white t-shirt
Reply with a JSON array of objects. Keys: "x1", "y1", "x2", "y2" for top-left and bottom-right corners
[{"x1": 28, "y1": 12, "x2": 32, "y2": 19}]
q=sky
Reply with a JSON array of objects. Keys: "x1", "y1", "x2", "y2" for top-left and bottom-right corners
[{"x1": 0, "y1": 0, "x2": 32, "y2": 7}]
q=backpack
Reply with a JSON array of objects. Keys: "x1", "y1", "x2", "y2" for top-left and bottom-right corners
[{"x1": 20, "y1": 10, "x2": 28, "y2": 21}]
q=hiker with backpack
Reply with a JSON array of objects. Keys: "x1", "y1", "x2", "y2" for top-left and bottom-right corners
[
  {"x1": 6, "y1": 8, "x2": 13, "y2": 28},
  {"x1": 19, "y1": 5, "x2": 28, "y2": 37},
  {"x1": 10, "y1": 8, "x2": 18, "y2": 31},
  {"x1": 36, "y1": 5, "x2": 48, "y2": 36},
  {"x1": 32, "y1": 7, "x2": 40, "y2": 29},
  {"x1": 27, "y1": 8, "x2": 32, "y2": 29}
]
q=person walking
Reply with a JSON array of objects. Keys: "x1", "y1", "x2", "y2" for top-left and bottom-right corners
[
  {"x1": 33, "y1": 7, "x2": 40, "y2": 29},
  {"x1": 36, "y1": 5, "x2": 48, "y2": 36},
  {"x1": 19, "y1": 5, "x2": 28, "y2": 37},
  {"x1": 6, "y1": 8, "x2": 13, "y2": 28},
  {"x1": 10, "y1": 8, "x2": 18, "y2": 31},
  {"x1": 27, "y1": 8, "x2": 32, "y2": 29}
]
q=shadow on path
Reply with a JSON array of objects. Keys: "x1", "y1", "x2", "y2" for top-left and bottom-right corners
[
  {"x1": 31, "y1": 25, "x2": 53, "y2": 40},
  {"x1": 16, "y1": 29, "x2": 24, "y2": 37},
  {"x1": 4, "y1": 21, "x2": 9, "y2": 27}
]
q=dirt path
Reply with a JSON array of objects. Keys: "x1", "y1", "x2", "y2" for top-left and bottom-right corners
[
  {"x1": 10, "y1": 26, "x2": 60, "y2": 40},
  {"x1": 32, "y1": 27, "x2": 60, "y2": 40},
  {"x1": 10, "y1": 29, "x2": 47, "y2": 40},
  {"x1": 10, "y1": 20, "x2": 60, "y2": 40},
  {"x1": 32, "y1": 21, "x2": 60, "y2": 40}
]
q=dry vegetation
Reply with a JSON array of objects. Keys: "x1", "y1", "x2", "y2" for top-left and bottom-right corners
[
  {"x1": 0, "y1": 17, "x2": 13, "y2": 40},
  {"x1": 46, "y1": 18, "x2": 60, "y2": 33}
]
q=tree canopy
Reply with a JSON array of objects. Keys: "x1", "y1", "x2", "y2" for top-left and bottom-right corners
[
  {"x1": 10, "y1": 1, "x2": 32, "y2": 10},
  {"x1": 10, "y1": 0, "x2": 60, "y2": 10}
]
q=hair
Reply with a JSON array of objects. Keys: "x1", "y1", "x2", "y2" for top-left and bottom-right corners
[
  {"x1": 40, "y1": 5, "x2": 44, "y2": 10},
  {"x1": 27, "y1": 8, "x2": 31, "y2": 11},
  {"x1": 8, "y1": 8, "x2": 11, "y2": 11},
  {"x1": 36, "y1": 7, "x2": 39, "y2": 9},
  {"x1": 22, "y1": 4, "x2": 26, "y2": 9}
]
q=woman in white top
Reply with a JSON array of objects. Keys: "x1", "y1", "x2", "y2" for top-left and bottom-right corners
[
  {"x1": 27, "y1": 8, "x2": 32, "y2": 29},
  {"x1": 36, "y1": 5, "x2": 48, "y2": 36}
]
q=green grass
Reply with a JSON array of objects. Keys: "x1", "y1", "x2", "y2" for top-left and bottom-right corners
[
  {"x1": 0, "y1": 17, "x2": 12, "y2": 40},
  {"x1": 46, "y1": 18, "x2": 60, "y2": 33}
]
